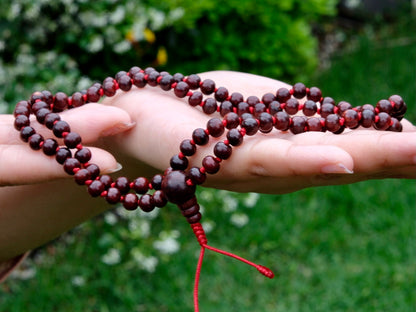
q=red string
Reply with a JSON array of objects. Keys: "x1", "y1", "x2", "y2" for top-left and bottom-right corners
[{"x1": 190, "y1": 222, "x2": 275, "y2": 311}]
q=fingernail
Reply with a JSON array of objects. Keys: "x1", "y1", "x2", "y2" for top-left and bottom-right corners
[
  {"x1": 321, "y1": 163, "x2": 354, "y2": 174},
  {"x1": 101, "y1": 121, "x2": 136, "y2": 136},
  {"x1": 103, "y1": 162, "x2": 123, "y2": 174}
]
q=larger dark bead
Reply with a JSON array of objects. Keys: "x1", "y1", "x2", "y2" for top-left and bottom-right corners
[
  {"x1": 14, "y1": 115, "x2": 30, "y2": 130},
  {"x1": 28, "y1": 133, "x2": 44, "y2": 150},
  {"x1": 75, "y1": 148, "x2": 92, "y2": 163},
  {"x1": 258, "y1": 112, "x2": 274, "y2": 133},
  {"x1": 219, "y1": 101, "x2": 233, "y2": 116},
  {"x1": 237, "y1": 102, "x2": 250, "y2": 116},
  {"x1": 159, "y1": 74, "x2": 173, "y2": 91},
  {"x1": 174, "y1": 81, "x2": 190, "y2": 98},
  {"x1": 320, "y1": 103, "x2": 335, "y2": 118},
  {"x1": 132, "y1": 177, "x2": 149, "y2": 194},
  {"x1": 261, "y1": 93, "x2": 276, "y2": 106},
  {"x1": 180, "y1": 139, "x2": 196, "y2": 156},
  {"x1": 88, "y1": 180, "x2": 105, "y2": 197},
  {"x1": 86, "y1": 86, "x2": 101, "y2": 103},
  {"x1": 118, "y1": 74, "x2": 133, "y2": 91},
  {"x1": 302, "y1": 100, "x2": 318, "y2": 116},
  {"x1": 56, "y1": 147, "x2": 71, "y2": 164},
  {"x1": 374, "y1": 112, "x2": 391, "y2": 130},
  {"x1": 187, "y1": 167, "x2": 206, "y2": 185},
  {"x1": 186, "y1": 74, "x2": 201, "y2": 90},
  {"x1": 20, "y1": 126, "x2": 36, "y2": 142},
  {"x1": 123, "y1": 193, "x2": 139, "y2": 211},
  {"x1": 268, "y1": 101, "x2": 282, "y2": 115},
  {"x1": 64, "y1": 132, "x2": 81, "y2": 148},
  {"x1": 139, "y1": 194, "x2": 155, "y2": 212},
  {"x1": 230, "y1": 92, "x2": 244, "y2": 105},
  {"x1": 343, "y1": 109, "x2": 359, "y2": 129},
  {"x1": 63, "y1": 158, "x2": 81, "y2": 175},
  {"x1": 106, "y1": 187, "x2": 121, "y2": 204},
  {"x1": 188, "y1": 91, "x2": 203, "y2": 106},
  {"x1": 161, "y1": 170, "x2": 196, "y2": 204},
  {"x1": 32, "y1": 101, "x2": 49, "y2": 113},
  {"x1": 115, "y1": 177, "x2": 130, "y2": 194},
  {"x1": 337, "y1": 101, "x2": 352, "y2": 115}
]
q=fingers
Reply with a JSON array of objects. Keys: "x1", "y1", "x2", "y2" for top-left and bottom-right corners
[
  {"x1": 0, "y1": 145, "x2": 120, "y2": 186},
  {"x1": 0, "y1": 104, "x2": 134, "y2": 145}
]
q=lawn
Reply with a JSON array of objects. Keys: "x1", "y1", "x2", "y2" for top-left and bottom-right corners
[{"x1": 1, "y1": 16, "x2": 415, "y2": 312}]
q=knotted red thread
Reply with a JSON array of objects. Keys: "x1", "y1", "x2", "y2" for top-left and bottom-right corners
[{"x1": 190, "y1": 222, "x2": 274, "y2": 312}]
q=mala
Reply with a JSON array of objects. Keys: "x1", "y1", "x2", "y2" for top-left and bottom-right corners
[{"x1": 13, "y1": 66, "x2": 407, "y2": 311}]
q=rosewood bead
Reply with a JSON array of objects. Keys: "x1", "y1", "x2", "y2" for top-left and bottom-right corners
[
  {"x1": 180, "y1": 139, "x2": 197, "y2": 156},
  {"x1": 246, "y1": 95, "x2": 260, "y2": 107},
  {"x1": 44, "y1": 113, "x2": 61, "y2": 130},
  {"x1": 43, "y1": 138, "x2": 59, "y2": 156},
  {"x1": 13, "y1": 104, "x2": 30, "y2": 117},
  {"x1": 207, "y1": 118, "x2": 225, "y2": 137},
  {"x1": 74, "y1": 169, "x2": 91, "y2": 185},
  {"x1": 146, "y1": 70, "x2": 160, "y2": 87},
  {"x1": 223, "y1": 112, "x2": 240, "y2": 129},
  {"x1": 28, "y1": 133, "x2": 44, "y2": 150},
  {"x1": 172, "y1": 72, "x2": 185, "y2": 82},
  {"x1": 343, "y1": 109, "x2": 359, "y2": 129},
  {"x1": 88, "y1": 180, "x2": 106, "y2": 197},
  {"x1": 118, "y1": 74, "x2": 133, "y2": 91},
  {"x1": 53, "y1": 92, "x2": 69, "y2": 112},
  {"x1": 186, "y1": 74, "x2": 201, "y2": 90},
  {"x1": 360, "y1": 109, "x2": 375, "y2": 128},
  {"x1": 115, "y1": 177, "x2": 130, "y2": 194},
  {"x1": 86, "y1": 164, "x2": 100, "y2": 179},
  {"x1": 139, "y1": 194, "x2": 155, "y2": 212},
  {"x1": 75, "y1": 148, "x2": 92, "y2": 163},
  {"x1": 337, "y1": 101, "x2": 352, "y2": 115},
  {"x1": 276, "y1": 88, "x2": 291, "y2": 103},
  {"x1": 274, "y1": 111, "x2": 290, "y2": 131},
  {"x1": 200, "y1": 79, "x2": 216, "y2": 95},
  {"x1": 42, "y1": 90, "x2": 54, "y2": 105},
  {"x1": 236, "y1": 102, "x2": 250, "y2": 116},
  {"x1": 226, "y1": 128, "x2": 244, "y2": 146},
  {"x1": 325, "y1": 114, "x2": 342, "y2": 133},
  {"x1": 376, "y1": 99, "x2": 393, "y2": 114},
  {"x1": 292, "y1": 82, "x2": 307, "y2": 99},
  {"x1": 307, "y1": 87, "x2": 322, "y2": 102},
  {"x1": 306, "y1": 117, "x2": 324, "y2": 132},
  {"x1": 86, "y1": 86, "x2": 101, "y2": 102},
  {"x1": 14, "y1": 115, "x2": 30, "y2": 130},
  {"x1": 289, "y1": 116, "x2": 307, "y2": 134},
  {"x1": 170, "y1": 154, "x2": 189, "y2": 170},
  {"x1": 322, "y1": 97, "x2": 335, "y2": 105},
  {"x1": 174, "y1": 81, "x2": 190, "y2": 98},
  {"x1": 63, "y1": 158, "x2": 81, "y2": 175},
  {"x1": 229, "y1": 92, "x2": 244, "y2": 106},
  {"x1": 20, "y1": 126, "x2": 35, "y2": 142},
  {"x1": 202, "y1": 98, "x2": 218, "y2": 114},
  {"x1": 32, "y1": 101, "x2": 49, "y2": 113},
  {"x1": 100, "y1": 174, "x2": 113, "y2": 188},
  {"x1": 64, "y1": 132, "x2": 81, "y2": 148},
  {"x1": 388, "y1": 117, "x2": 402, "y2": 132},
  {"x1": 192, "y1": 128, "x2": 209, "y2": 145},
  {"x1": 202, "y1": 156, "x2": 220, "y2": 174},
  {"x1": 56, "y1": 147, "x2": 71, "y2": 164},
  {"x1": 214, "y1": 142, "x2": 232, "y2": 160},
  {"x1": 284, "y1": 98, "x2": 299, "y2": 115},
  {"x1": 188, "y1": 91, "x2": 203, "y2": 106},
  {"x1": 159, "y1": 74, "x2": 173, "y2": 91},
  {"x1": 35, "y1": 108, "x2": 51, "y2": 124},
  {"x1": 181, "y1": 204, "x2": 200, "y2": 217},
  {"x1": 161, "y1": 170, "x2": 196, "y2": 205},
  {"x1": 53, "y1": 120, "x2": 71, "y2": 138},
  {"x1": 258, "y1": 112, "x2": 274, "y2": 133},
  {"x1": 106, "y1": 187, "x2": 121, "y2": 204},
  {"x1": 374, "y1": 112, "x2": 391, "y2": 130},
  {"x1": 187, "y1": 167, "x2": 207, "y2": 185},
  {"x1": 215, "y1": 87, "x2": 229, "y2": 102},
  {"x1": 219, "y1": 101, "x2": 234, "y2": 116},
  {"x1": 132, "y1": 177, "x2": 149, "y2": 194},
  {"x1": 320, "y1": 103, "x2": 335, "y2": 118},
  {"x1": 123, "y1": 193, "x2": 139, "y2": 211},
  {"x1": 241, "y1": 117, "x2": 259, "y2": 135},
  {"x1": 152, "y1": 190, "x2": 168, "y2": 207},
  {"x1": 30, "y1": 91, "x2": 44, "y2": 104},
  {"x1": 302, "y1": 100, "x2": 318, "y2": 116},
  {"x1": 151, "y1": 174, "x2": 163, "y2": 190},
  {"x1": 261, "y1": 93, "x2": 276, "y2": 105},
  {"x1": 268, "y1": 101, "x2": 282, "y2": 115},
  {"x1": 132, "y1": 72, "x2": 147, "y2": 88},
  {"x1": 253, "y1": 103, "x2": 267, "y2": 117}
]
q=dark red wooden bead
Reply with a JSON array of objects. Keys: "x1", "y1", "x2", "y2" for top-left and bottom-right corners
[
  {"x1": 268, "y1": 101, "x2": 282, "y2": 115},
  {"x1": 44, "y1": 113, "x2": 61, "y2": 130},
  {"x1": 75, "y1": 148, "x2": 92, "y2": 164},
  {"x1": 53, "y1": 92, "x2": 69, "y2": 112},
  {"x1": 253, "y1": 103, "x2": 267, "y2": 117},
  {"x1": 307, "y1": 87, "x2": 322, "y2": 102},
  {"x1": 200, "y1": 79, "x2": 216, "y2": 95},
  {"x1": 246, "y1": 95, "x2": 260, "y2": 107},
  {"x1": 292, "y1": 82, "x2": 307, "y2": 99},
  {"x1": 374, "y1": 112, "x2": 391, "y2": 130},
  {"x1": 337, "y1": 101, "x2": 352, "y2": 115},
  {"x1": 202, "y1": 155, "x2": 220, "y2": 174},
  {"x1": 223, "y1": 112, "x2": 240, "y2": 129},
  {"x1": 226, "y1": 128, "x2": 244, "y2": 146},
  {"x1": 172, "y1": 72, "x2": 185, "y2": 82},
  {"x1": 187, "y1": 213, "x2": 202, "y2": 224},
  {"x1": 229, "y1": 92, "x2": 244, "y2": 106},
  {"x1": 87, "y1": 164, "x2": 100, "y2": 179},
  {"x1": 215, "y1": 87, "x2": 229, "y2": 102},
  {"x1": 202, "y1": 98, "x2": 218, "y2": 114},
  {"x1": 241, "y1": 116, "x2": 259, "y2": 136},
  {"x1": 64, "y1": 132, "x2": 81, "y2": 148},
  {"x1": 181, "y1": 204, "x2": 200, "y2": 217},
  {"x1": 376, "y1": 99, "x2": 393, "y2": 115},
  {"x1": 56, "y1": 147, "x2": 71, "y2": 164},
  {"x1": 274, "y1": 111, "x2": 290, "y2": 131},
  {"x1": 306, "y1": 117, "x2": 324, "y2": 132},
  {"x1": 123, "y1": 193, "x2": 139, "y2": 211},
  {"x1": 180, "y1": 139, "x2": 197, "y2": 156},
  {"x1": 99, "y1": 174, "x2": 113, "y2": 188},
  {"x1": 31, "y1": 101, "x2": 49, "y2": 113},
  {"x1": 188, "y1": 167, "x2": 207, "y2": 185},
  {"x1": 302, "y1": 100, "x2": 318, "y2": 116},
  {"x1": 42, "y1": 138, "x2": 59, "y2": 156},
  {"x1": 362, "y1": 104, "x2": 375, "y2": 112},
  {"x1": 88, "y1": 180, "x2": 106, "y2": 197},
  {"x1": 258, "y1": 112, "x2": 274, "y2": 133},
  {"x1": 152, "y1": 190, "x2": 168, "y2": 207},
  {"x1": 106, "y1": 187, "x2": 121, "y2": 204},
  {"x1": 170, "y1": 154, "x2": 189, "y2": 170},
  {"x1": 86, "y1": 86, "x2": 101, "y2": 103},
  {"x1": 28, "y1": 133, "x2": 44, "y2": 150},
  {"x1": 388, "y1": 117, "x2": 402, "y2": 132},
  {"x1": 389, "y1": 94, "x2": 406, "y2": 117},
  {"x1": 207, "y1": 118, "x2": 225, "y2": 137},
  {"x1": 53, "y1": 120, "x2": 71, "y2": 138},
  {"x1": 237, "y1": 102, "x2": 250, "y2": 116},
  {"x1": 284, "y1": 98, "x2": 299, "y2": 115},
  {"x1": 132, "y1": 177, "x2": 149, "y2": 194},
  {"x1": 192, "y1": 128, "x2": 209, "y2": 145},
  {"x1": 74, "y1": 168, "x2": 91, "y2": 185},
  {"x1": 174, "y1": 81, "x2": 190, "y2": 98},
  {"x1": 325, "y1": 114, "x2": 342, "y2": 133},
  {"x1": 139, "y1": 194, "x2": 155, "y2": 212},
  {"x1": 320, "y1": 103, "x2": 335, "y2": 118},
  {"x1": 115, "y1": 71, "x2": 128, "y2": 80},
  {"x1": 63, "y1": 158, "x2": 81, "y2": 175},
  {"x1": 360, "y1": 109, "x2": 375, "y2": 128},
  {"x1": 151, "y1": 174, "x2": 163, "y2": 190},
  {"x1": 186, "y1": 74, "x2": 201, "y2": 90},
  {"x1": 343, "y1": 109, "x2": 359, "y2": 129},
  {"x1": 188, "y1": 91, "x2": 203, "y2": 106},
  {"x1": 147, "y1": 70, "x2": 160, "y2": 87},
  {"x1": 161, "y1": 170, "x2": 196, "y2": 204},
  {"x1": 128, "y1": 66, "x2": 141, "y2": 76},
  {"x1": 276, "y1": 88, "x2": 291, "y2": 103},
  {"x1": 13, "y1": 104, "x2": 30, "y2": 117},
  {"x1": 14, "y1": 115, "x2": 30, "y2": 130},
  {"x1": 214, "y1": 142, "x2": 232, "y2": 159},
  {"x1": 132, "y1": 72, "x2": 147, "y2": 88},
  {"x1": 118, "y1": 74, "x2": 133, "y2": 91},
  {"x1": 114, "y1": 177, "x2": 130, "y2": 194},
  {"x1": 20, "y1": 126, "x2": 35, "y2": 142},
  {"x1": 159, "y1": 74, "x2": 173, "y2": 91},
  {"x1": 30, "y1": 91, "x2": 45, "y2": 104},
  {"x1": 290, "y1": 116, "x2": 307, "y2": 134},
  {"x1": 35, "y1": 108, "x2": 51, "y2": 124},
  {"x1": 261, "y1": 93, "x2": 276, "y2": 106},
  {"x1": 42, "y1": 90, "x2": 54, "y2": 105}
]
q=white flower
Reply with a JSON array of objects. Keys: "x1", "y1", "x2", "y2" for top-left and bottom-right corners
[
  {"x1": 87, "y1": 36, "x2": 104, "y2": 53},
  {"x1": 244, "y1": 193, "x2": 260, "y2": 208},
  {"x1": 71, "y1": 275, "x2": 86, "y2": 287},
  {"x1": 104, "y1": 212, "x2": 118, "y2": 225},
  {"x1": 223, "y1": 195, "x2": 238, "y2": 212},
  {"x1": 109, "y1": 6, "x2": 125, "y2": 24},
  {"x1": 202, "y1": 220, "x2": 215, "y2": 233},
  {"x1": 153, "y1": 230, "x2": 180, "y2": 255},
  {"x1": 131, "y1": 248, "x2": 158, "y2": 273},
  {"x1": 113, "y1": 41, "x2": 131, "y2": 54},
  {"x1": 101, "y1": 248, "x2": 121, "y2": 265},
  {"x1": 230, "y1": 213, "x2": 249, "y2": 228}
]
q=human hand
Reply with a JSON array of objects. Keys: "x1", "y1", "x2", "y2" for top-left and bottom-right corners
[
  {"x1": 102, "y1": 70, "x2": 416, "y2": 194},
  {"x1": 0, "y1": 104, "x2": 132, "y2": 186}
]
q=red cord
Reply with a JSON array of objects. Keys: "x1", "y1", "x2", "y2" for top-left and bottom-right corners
[{"x1": 194, "y1": 246, "x2": 205, "y2": 312}]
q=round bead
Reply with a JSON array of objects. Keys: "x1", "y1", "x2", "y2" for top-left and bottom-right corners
[
  {"x1": 56, "y1": 147, "x2": 72, "y2": 164},
  {"x1": 28, "y1": 133, "x2": 44, "y2": 150},
  {"x1": 188, "y1": 91, "x2": 203, "y2": 106},
  {"x1": 161, "y1": 170, "x2": 196, "y2": 204},
  {"x1": 215, "y1": 87, "x2": 229, "y2": 102},
  {"x1": 100, "y1": 175, "x2": 113, "y2": 188},
  {"x1": 132, "y1": 177, "x2": 149, "y2": 194},
  {"x1": 118, "y1": 74, "x2": 133, "y2": 91},
  {"x1": 261, "y1": 93, "x2": 276, "y2": 106},
  {"x1": 53, "y1": 120, "x2": 71, "y2": 138},
  {"x1": 174, "y1": 81, "x2": 190, "y2": 98},
  {"x1": 42, "y1": 90, "x2": 54, "y2": 105},
  {"x1": 274, "y1": 111, "x2": 290, "y2": 131},
  {"x1": 44, "y1": 113, "x2": 61, "y2": 130},
  {"x1": 200, "y1": 79, "x2": 216, "y2": 95},
  {"x1": 376, "y1": 99, "x2": 393, "y2": 115},
  {"x1": 74, "y1": 169, "x2": 91, "y2": 185},
  {"x1": 13, "y1": 104, "x2": 30, "y2": 117},
  {"x1": 139, "y1": 194, "x2": 155, "y2": 212},
  {"x1": 253, "y1": 103, "x2": 267, "y2": 117},
  {"x1": 103, "y1": 81, "x2": 117, "y2": 97},
  {"x1": 115, "y1": 177, "x2": 130, "y2": 194},
  {"x1": 30, "y1": 91, "x2": 44, "y2": 104},
  {"x1": 86, "y1": 86, "x2": 101, "y2": 103},
  {"x1": 306, "y1": 117, "x2": 324, "y2": 132},
  {"x1": 320, "y1": 103, "x2": 335, "y2": 118},
  {"x1": 132, "y1": 72, "x2": 147, "y2": 88},
  {"x1": 214, "y1": 142, "x2": 232, "y2": 160},
  {"x1": 180, "y1": 139, "x2": 197, "y2": 156},
  {"x1": 276, "y1": 88, "x2": 291, "y2": 103},
  {"x1": 75, "y1": 148, "x2": 92, "y2": 163},
  {"x1": 219, "y1": 101, "x2": 234, "y2": 116},
  {"x1": 343, "y1": 109, "x2": 359, "y2": 129},
  {"x1": 258, "y1": 112, "x2": 274, "y2": 133},
  {"x1": 241, "y1": 117, "x2": 259, "y2": 136},
  {"x1": 322, "y1": 97, "x2": 335, "y2": 105},
  {"x1": 207, "y1": 118, "x2": 225, "y2": 137},
  {"x1": 188, "y1": 167, "x2": 207, "y2": 185},
  {"x1": 172, "y1": 72, "x2": 185, "y2": 82},
  {"x1": 20, "y1": 126, "x2": 36, "y2": 142},
  {"x1": 64, "y1": 132, "x2": 81, "y2": 148},
  {"x1": 268, "y1": 101, "x2": 282, "y2": 115},
  {"x1": 152, "y1": 190, "x2": 168, "y2": 207},
  {"x1": 53, "y1": 92, "x2": 68, "y2": 112},
  {"x1": 337, "y1": 101, "x2": 352, "y2": 115},
  {"x1": 123, "y1": 193, "x2": 139, "y2": 211},
  {"x1": 192, "y1": 128, "x2": 209, "y2": 145},
  {"x1": 159, "y1": 74, "x2": 173, "y2": 91},
  {"x1": 106, "y1": 187, "x2": 121, "y2": 204},
  {"x1": 186, "y1": 74, "x2": 201, "y2": 90},
  {"x1": 35, "y1": 108, "x2": 51, "y2": 124},
  {"x1": 42, "y1": 138, "x2": 59, "y2": 156},
  {"x1": 202, "y1": 98, "x2": 218, "y2": 114},
  {"x1": 151, "y1": 174, "x2": 163, "y2": 190},
  {"x1": 32, "y1": 101, "x2": 49, "y2": 113},
  {"x1": 325, "y1": 114, "x2": 342, "y2": 133},
  {"x1": 14, "y1": 115, "x2": 30, "y2": 130},
  {"x1": 289, "y1": 116, "x2": 307, "y2": 134},
  {"x1": 292, "y1": 82, "x2": 307, "y2": 99},
  {"x1": 237, "y1": 102, "x2": 250, "y2": 116},
  {"x1": 246, "y1": 95, "x2": 260, "y2": 107},
  {"x1": 63, "y1": 158, "x2": 81, "y2": 175},
  {"x1": 88, "y1": 180, "x2": 106, "y2": 197},
  {"x1": 284, "y1": 98, "x2": 299, "y2": 115},
  {"x1": 170, "y1": 154, "x2": 189, "y2": 170},
  {"x1": 307, "y1": 87, "x2": 322, "y2": 102},
  {"x1": 86, "y1": 164, "x2": 100, "y2": 179},
  {"x1": 302, "y1": 100, "x2": 318, "y2": 116},
  {"x1": 223, "y1": 112, "x2": 240, "y2": 129},
  {"x1": 388, "y1": 117, "x2": 402, "y2": 132},
  {"x1": 374, "y1": 112, "x2": 391, "y2": 130},
  {"x1": 202, "y1": 156, "x2": 220, "y2": 174},
  {"x1": 360, "y1": 109, "x2": 375, "y2": 128},
  {"x1": 226, "y1": 128, "x2": 244, "y2": 146},
  {"x1": 230, "y1": 92, "x2": 244, "y2": 106}
]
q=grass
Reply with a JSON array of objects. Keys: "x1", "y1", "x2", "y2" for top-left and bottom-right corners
[{"x1": 1, "y1": 17, "x2": 415, "y2": 312}]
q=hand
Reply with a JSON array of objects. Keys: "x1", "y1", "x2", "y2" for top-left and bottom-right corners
[{"x1": 103, "y1": 70, "x2": 416, "y2": 194}]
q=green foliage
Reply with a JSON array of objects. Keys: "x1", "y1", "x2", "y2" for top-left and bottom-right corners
[{"x1": 0, "y1": 0, "x2": 337, "y2": 110}]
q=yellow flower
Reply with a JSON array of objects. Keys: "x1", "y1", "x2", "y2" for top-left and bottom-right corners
[
  {"x1": 157, "y1": 46, "x2": 168, "y2": 65},
  {"x1": 143, "y1": 28, "x2": 156, "y2": 44}
]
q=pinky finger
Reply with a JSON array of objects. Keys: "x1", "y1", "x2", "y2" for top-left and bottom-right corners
[{"x1": 0, "y1": 145, "x2": 120, "y2": 186}]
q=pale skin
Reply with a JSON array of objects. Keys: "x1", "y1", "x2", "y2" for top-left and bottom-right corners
[{"x1": 0, "y1": 71, "x2": 415, "y2": 262}]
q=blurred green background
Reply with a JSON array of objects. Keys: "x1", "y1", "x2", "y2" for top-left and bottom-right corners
[{"x1": 1, "y1": 0, "x2": 415, "y2": 311}]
